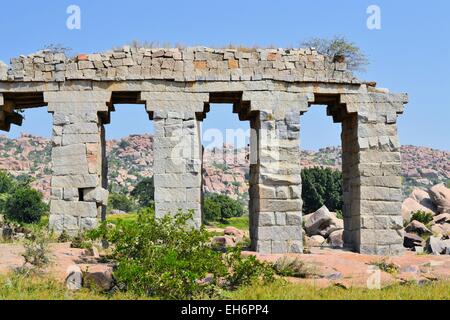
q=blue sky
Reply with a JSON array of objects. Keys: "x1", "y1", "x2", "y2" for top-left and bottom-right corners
[{"x1": 0, "y1": 0, "x2": 449, "y2": 150}]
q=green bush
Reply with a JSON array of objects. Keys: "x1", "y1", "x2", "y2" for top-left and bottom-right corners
[
  {"x1": 301, "y1": 167, "x2": 343, "y2": 214},
  {"x1": 130, "y1": 177, "x2": 154, "y2": 209},
  {"x1": 5, "y1": 187, "x2": 48, "y2": 224},
  {"x1": 0, "y1": 171, "x2": 15, "y2": 194},
  {"x1": 89, "y1": 208, "x2": 273, "y2": 299},
  {"x1": 411, "y1": 210, "x2": 434, "y2": 225},
  {"x1": 108, "y1": 193, "x2": 135, "y2": 213},
  {"x1": 203, "y1": 193, "x2": 244, "y2": 223}
]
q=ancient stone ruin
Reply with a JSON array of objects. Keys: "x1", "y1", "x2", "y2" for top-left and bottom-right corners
[{"x1": 0, "y1": 46, "x2": 408, "y2": 255}]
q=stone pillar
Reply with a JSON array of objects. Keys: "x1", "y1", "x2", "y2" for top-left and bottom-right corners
[
  {"x1": 45, "y1": 91, "x2": 111, "y2": 235},
  {"x1": 244, "y1": 91, "x2": 313, "y2": 254},
  {"x1": 141, "y1": 92, "x2": 208, "y2": 229},
  {"x1": 341, "y1": 92, "x2": 408, "y2": 255}
]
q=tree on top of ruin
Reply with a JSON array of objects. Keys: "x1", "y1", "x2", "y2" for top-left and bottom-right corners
[{"x1": 302, "y1": 36, "x2": 369, "y2": 72}]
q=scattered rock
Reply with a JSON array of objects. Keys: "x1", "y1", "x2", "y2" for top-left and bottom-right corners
[
  {"x1": 0, "y1": 227, "x2": 13, "y2": 241},
  {"x1": 224, "y1": 227, "x2": 244, "y2": 242},
  {"x1": 305, "y1": 206, "x2": 334, "y2": 236},
  {"x1": 433, "y1": 213, "x2": 450, "y2": 224},
  {"x1": 311, "y1": 235, "x2": 326, "y2": 245},
  {"x1": 403, "y1": 233, "x2": 423, "y2": 249},
  {"x1": 83, "y1": 265, "x2": 114, "y2": 291},
  {"x1": 328, "y1": 230, "x2": 344, "y2": 248},
  {"x1": 65, "y1": 265, "x2": 83, "y2": 291},
  {"x1": 410, "y1": 188, "x2": 437, "y2": 212},
  {"x1": 212, "y1": 236, "x2": 236, "y2": 249},
  {"x1": 401, "y1": 198, "x2": 434, "y2": 222},
  {"x1": 426, "y1": 236, "x2": 450, "y2": 255},
  {"x1": 405, "y1": 221, "x2": 432, "y2": 236},
  {"x1": 429, "y1": 184, "x2": 450, "y2": 214}
]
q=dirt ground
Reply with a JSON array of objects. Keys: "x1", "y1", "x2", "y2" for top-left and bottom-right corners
[{"x1": 1, "y1": 243, "x2": 449, "y2": 288}]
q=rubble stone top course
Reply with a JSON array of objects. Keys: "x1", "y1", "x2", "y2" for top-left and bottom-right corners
[{"x1": 0, "y1": 46, "x2": 359, "y2": 84}]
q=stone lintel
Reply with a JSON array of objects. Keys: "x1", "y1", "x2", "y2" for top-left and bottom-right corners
[
  {"x1": 140, "y1": 92, "x2": 209, "y2": 116},
  {"x1": 242, "y1": 91, "x2": 313, "y2": 114}
]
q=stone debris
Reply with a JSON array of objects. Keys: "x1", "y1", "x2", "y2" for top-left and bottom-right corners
[
  {"x1": 402, "y1": 184, "x2": 450, "y2": 255},
  {"x1": 65, "y1": 264, "x2": 83, "y2": 291}
]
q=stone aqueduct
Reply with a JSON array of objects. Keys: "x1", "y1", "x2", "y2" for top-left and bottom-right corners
[{"x1": 0, "y1": 46, "x2": 408, "y2": 255}]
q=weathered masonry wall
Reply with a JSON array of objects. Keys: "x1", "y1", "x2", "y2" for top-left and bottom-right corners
[{"x1": 0, "y1": 46, "x2": 408, "y2": 255}]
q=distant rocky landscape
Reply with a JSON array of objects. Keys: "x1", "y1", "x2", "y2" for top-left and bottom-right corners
[{"x1": 0, "y1": 133, "x2": 448, "y2": 203}]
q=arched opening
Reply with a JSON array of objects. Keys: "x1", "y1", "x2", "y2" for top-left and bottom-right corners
[
  {"x1": 0, "y1": 106, "x2": 52, "y2": 199},
  {"x1": 104, "y1": 102, "x2": 154, "y2": 216},
  {"x1": 200, "y1": 100, "x2": 251, "y2": 237},
  {"x1": 300, "y1": 99, "x2": 351, "y2": 251}
]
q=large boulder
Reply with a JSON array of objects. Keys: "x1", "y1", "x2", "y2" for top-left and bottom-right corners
[
  {"x1": 409, "y1": 188, "x2": 437, "y2": 212},
  {"x1": 304, "y1": 206, "x2": 334, "y2": 237},
  {"x1": 401, "y1": 198, "x2": 434, "y2": 222},
  {"x1": 405, "y1": 220, "x2": 432, "y2": 236},
  {"x1": 429, "y1": 184, "x2": 450, "y2": 214},
  {"x1": 433, "y1": 213, "x2": 450, "y2": 225},
  {"x1": 403, "y1": 233, "x2": 423, "y2": 249},
  {"x1": 224, "y1": 226, "x2": 244, "y2": 243},
  {"x1": 328, "y1": 229, "x2": 344, "y2": 248},
  {"x1": 426, "y1": 236, "x2": 450, "y2": 255},
  {"x1": 83, "y1": 265, "x2": 115, "y2": 291}
]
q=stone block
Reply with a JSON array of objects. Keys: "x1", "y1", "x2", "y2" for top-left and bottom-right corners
[
  {"x1": 50, "y1": 200, "x2": 98, "y2": 218},
  {"x1": 52, "y1": 174, "x2": 98, "y2": 188},
  {"x1": 84, "y1": 187, "x2": 109, "y2": 205},
  {"x1": 49, "y1": 214, "x2": 79, "y2": 235},
  {"x1": 62, "y1": 134, "x2": 99, "y2": 145}
]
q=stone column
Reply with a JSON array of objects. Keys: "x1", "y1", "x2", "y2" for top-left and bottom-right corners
[
  {"x1": 341, "y1": 92, "x2": 408, "y2": 255},
  {"x1": 45, "y1": 91, "x2": 111, "y2": 235},
  {"x1": 244, "y1": 91, "x2": 313, "y2": 254},
  {"x1": 141, "y1": 92, "x2": 208, "y2": 229}
]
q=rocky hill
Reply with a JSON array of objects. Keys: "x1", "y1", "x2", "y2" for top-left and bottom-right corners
[{"x1": 0, "y1": 134, "x2": 448, "y2": 201}]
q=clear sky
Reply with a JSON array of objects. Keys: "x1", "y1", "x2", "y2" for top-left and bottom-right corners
[{"x1": 0, "y1": 0, "x2": 449, "y2": 150}]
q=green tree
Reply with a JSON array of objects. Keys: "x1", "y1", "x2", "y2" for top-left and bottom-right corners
[
  {"x1": 130, "y1": 177, "x2": 154, "y2": 208},
  {"x1": 108, "y1": 193, "x2": 135, "y2": 213},
  {"x1": 203, "y1": 193, "x2": 244, "y2": 223},
  {"x1": 5, "y1": 187, "x2": 48, "y2": 224},
  {"x1": 302, "y1": 36, "x2": 369, "y2": 72},
  {"x1": 0, "y1": 170, "x2": 15, "y2": 194},
  {"x1": 301, "y1": 167, "x2": 343, "y2": 214}
]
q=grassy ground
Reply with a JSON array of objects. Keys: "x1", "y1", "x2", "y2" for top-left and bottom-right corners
[
  {"x1": 0, "y1": 274, "x2": 143, "y2": 300},
  {"x1": 229, "y1": 280, "x2": 450, "y2": 300},
  {"x1": 210, "y1": 216, "x2": 249, "y2": 230},
  {"x1": 1, "y1": 274, "x2": 449, "y2": 300}
]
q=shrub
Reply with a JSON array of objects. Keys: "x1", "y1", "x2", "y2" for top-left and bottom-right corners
[
  {"x1": 411, "y1": 210, "x2": 434, "y2": 225},
  {"x1": 223, "y1": 249, "x2": 274, "y2": 290},
  {"x1": 0, "y1": 171, "x2": 15, "y2": 194},
  {"x1": 89, "y1": 208, "x2": 273, "y2": 299},
  {"x1": 203, "y1": 193, "x2": 245, "y2": 223},
  {"x1": 5, "y1": 187, "x2": 48, "y2": 224},
  {"x1": 21, "y1": 228, "x2": 51, "y2": 272},
  {"x1": 272, "y1": 257, "x2": 318, "y2": 279},
  {"x1": 108, "y1": 193, "x2": 135, "y2": 213},
  {"x1": 301, "y1": 167, "x2": 343, "y2": 214},
  {"x1": 302, "y1": 36, "x2": 369, "y2": 72},
  {"x1": 130, "y1": 177, "x2": 154, "y2": 209}
]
